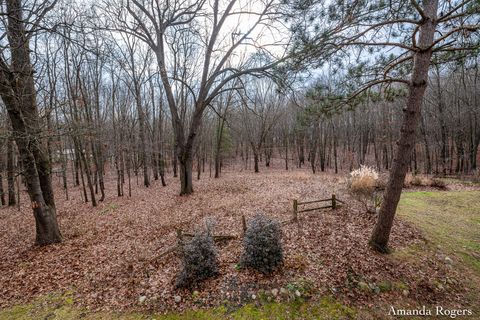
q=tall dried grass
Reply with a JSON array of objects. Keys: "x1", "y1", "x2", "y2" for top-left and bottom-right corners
[{"x1": 348, "y1": 166, "x2": 380, "y2": 213}]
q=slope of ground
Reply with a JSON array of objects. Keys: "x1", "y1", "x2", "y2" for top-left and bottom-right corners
[
  {"x1": 0, "y1": 165, "x2": 478, "y2": 319},
  {"x1": 395, "y1": 190, "x2": 480, "y2": 316},
  {"x1": 397, "y1": 191, "x2": 480, "y2": 273}
]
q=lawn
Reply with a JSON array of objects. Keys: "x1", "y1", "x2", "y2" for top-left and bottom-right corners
[
  {"x1": 394, "y1": 190, "x2": 480, "y2": 318},
  {"x1": 397, "y1": 191, "x2": 480, "y2": 274}
]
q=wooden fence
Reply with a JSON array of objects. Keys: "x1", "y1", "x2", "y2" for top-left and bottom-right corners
[
  {"x1": 292, "y1": 194, "x2": 345, "y2": 223},
  {"x1": 155, "y1": 194, "x2": 346, "y2": 259}
]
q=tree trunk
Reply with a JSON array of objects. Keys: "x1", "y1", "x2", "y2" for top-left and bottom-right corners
[
  {"x1": 285, "y1": 135, "x2": 289, "y2": 170},
  {"x1": 91, "y1": 142, "x2": 105, "y2": 201},
  {"x1": 197, "y1": 150, "x2": 201, "y2": 180},
  {"x1": 370, "y1": 0, "x2": 438, "y2": 253},
  {"x1": 75, "y1": 139, "x2": 96, "y2": 207},
  {"x1": 214, "y1": 116, "x2": 225, "y2": 178},
  {"x1": 96, "y1": 143, "x2": 105, "y2": 201},
  {"x1": 0, "y1": 0, "x2": 61, "y2": 245},
  {"x1": 309, "y1": 125, "x2": 319, "y2": 174},
  {"x1": 0, "y1": 173, "x2": 4, "y2": 206},
  {"x1": 298, "y1": 136, "x2": 305, "y2": 167},
  {"x1": 159, "y1": 152, "x2": 167, "y2": 187},
  {"x1": 136, "y1": 92, "x2": 150, "y2": 188},
  {"x1": 253, "y1": 152, "x2": 260, "y2": 173},
  {"x1": 127, "y1": 154, "x2": 132, "y2": 197},
  {"x1": 471, "y1": 132, "x2": 480, "y2": 171},
  {"x1": 5, "y1": 107, "x2": 62, "y2": 244},
  {"x1": 214, "y1": 153, "x2": 221, "y2": 178},
  {"x1": 319, "y1": 132, "x2": 326, "y2": 172},
  {"x1": 60, "y1": 146, "x2": 68, "y2": 200},
  {"x1": 420, "y1": 114, "x2": 432, "y2": 174},
  {"x1": 7, "y1": 138, "x2": 16, "y2": 206},
  {"x1": 265, "y1": 138, "x2": 272, "y2": 167},
  {"x1": 179, "y1": 151, "x2": 194, "y2": 195},
  {"x1": 74, "y1": 156, "x2": 80, "y2": 186},
  {"x1": 0, "y1": 153, "x2": 5, "y2": 205},
  {"x1": 173, "y1": 148, "x2": 178, "y2": 178},
  {"x1": 333, "y1": 130, "x2": 338, "y2": 174}
]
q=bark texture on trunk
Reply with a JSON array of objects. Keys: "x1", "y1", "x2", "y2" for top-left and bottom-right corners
[
  {"x1": 0, "y1": 0, "x2": 61, "y2": 245},
  {"x1": 136, "y1": 91, "x2": 150, "y2": 188},
  {"x1": 214, "y1": 117, "x2": 226, "y2": 178},
  {"x1": 253, "y1": 153, "x2": 260, "y2": 173},
  {"x1": 0, "y1": 173, "x2": 4, "y2": 206},
  {"x1": 370, "y1": 0, "x2": 438, "y2": 253},
  {"x1": 7, "y1": 137, "x2": 16, "y2": 206},
  {"x1": 179, "y1": 155, "x2": 193, "y2": 195}
]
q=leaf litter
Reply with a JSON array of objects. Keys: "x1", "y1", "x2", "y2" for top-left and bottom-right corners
[{"x1": 0, "y1": 163, "x2": 475, "y2": 313}]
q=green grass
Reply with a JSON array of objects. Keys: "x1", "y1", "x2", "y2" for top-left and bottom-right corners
[
  {"x1": 0, "y1": 294, "x2": 355, "y2": 320},
  {"x1": 393, "y1": 190, "x2": 480, "y2": 318},
  {"x1": 396, "y1": 190, "x2": 480, "y2": 274}
]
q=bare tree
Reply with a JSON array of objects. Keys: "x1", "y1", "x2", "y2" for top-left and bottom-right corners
[
  {"x1": 0, "y1": 0, "x2": 61, "y2": 244},
  {"x1": 102, "y1": 0, "x2": 291, "y2": 194},
  {"x1": 113, "y1": 33, "x2": 153, "y2": 188},
  {"x1": 238, "y1": 78, "x2": 284, "y2": 173}
]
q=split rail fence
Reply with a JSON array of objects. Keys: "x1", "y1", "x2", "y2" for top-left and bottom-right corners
[
  {"x1": 291, "y1": 194, "x2": 345, "y2": 223},
  {"x1": 155, "y1": 194, "x2": 346, "y2": 259}
]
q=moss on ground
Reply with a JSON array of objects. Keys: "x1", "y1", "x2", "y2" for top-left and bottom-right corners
[{"x1": 0, "y1": 294, "x2": 355, "y2": 320}]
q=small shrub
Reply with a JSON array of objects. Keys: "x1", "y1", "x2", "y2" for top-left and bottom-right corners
[
  {"x1": 176, "y1": 227, "x2": 219, "y2": 288},
  {"x1": 403, "y1": 174, "x2": 413, "y2": 187},
  {"x1": 430, "y1": 178, "x2": 447, "y2": 189},
  {"x1": 410, "y1": 175, "x2": 423, "y2": 186},
  {"x1": 378, "y1": 281, "x2": 393, "y2": 292},
  {"x1": 240, "y1": 213, "x2": 283, "y2": 274},
  {"x1": 422, "y1": 177, "x2": 433, "y2": 186}
]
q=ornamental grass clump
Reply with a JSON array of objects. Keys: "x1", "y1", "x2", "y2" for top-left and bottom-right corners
[
  {"x1": 240, "y1": 213, "x2": 283, "y2": 274},
  {"x1": 176, "y1": 226, "x2": 219, "y2": 288},
  {"x1": 348, "y1": 165, "x2": 380, "y2": 213}
]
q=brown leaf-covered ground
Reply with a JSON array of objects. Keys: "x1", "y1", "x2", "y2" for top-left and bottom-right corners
[{"x1": 0, "y1": 162, "x2": 477, "y2": 315}]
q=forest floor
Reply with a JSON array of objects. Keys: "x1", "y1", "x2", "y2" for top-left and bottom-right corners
[{"x1": 0, "y1": 163, "x2": 479, "y2": 319}]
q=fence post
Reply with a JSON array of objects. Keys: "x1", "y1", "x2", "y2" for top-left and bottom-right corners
[
  {"x1": 293, "y1": 199, "x2": 298, "y2": 222},
  {"x1": 332, "y1": 194, "x2": 337, "y2": 210},
  {"x1": 241, "y1": 215, "x2": 247, "y2": 235}
]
